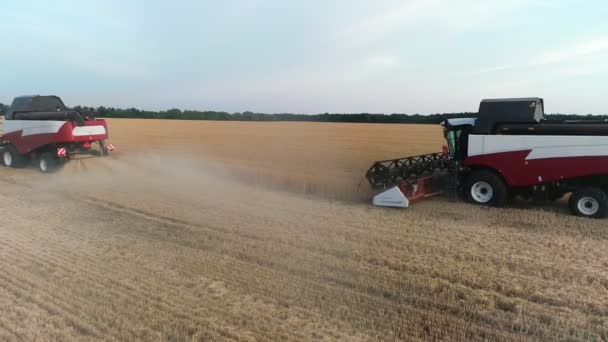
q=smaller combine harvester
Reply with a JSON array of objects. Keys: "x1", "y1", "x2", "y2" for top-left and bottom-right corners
[
  {"x1": 366, "y1": 98, "x2": 608, "y2": 218},
  {"x1": 0, "y1": 95, "x2": 115, "y2": 173}
]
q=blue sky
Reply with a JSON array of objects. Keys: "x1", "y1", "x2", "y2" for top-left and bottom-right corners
[{"x1": 1, "y1": 0, "x2": 607, "y2": 114}]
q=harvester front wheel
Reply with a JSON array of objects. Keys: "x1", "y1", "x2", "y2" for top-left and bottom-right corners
[
  {"x1": 3, "y1": 145, "x2": 27, "y2": 168},
  {"x1": 464, "y1": 170, "x2": 508, "y2": 207},
  {"x1": 38, "y1": 153, "x2": 59, "y2": 173},
  {"x1": 568, "y1": 187, "x2": 608, "y2": 219}
]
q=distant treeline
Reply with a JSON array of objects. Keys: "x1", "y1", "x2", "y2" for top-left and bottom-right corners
[
  {"x1": 81, "y1": 107, "x2": 480, "y2": 124},
  {"x1": 0, "y1": 103, "x2": 605, "y2": 124}
]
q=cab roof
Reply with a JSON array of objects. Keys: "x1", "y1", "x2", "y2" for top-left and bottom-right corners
[{"x1": 9, "y1": 95, "x2": 67, "y2": 113}]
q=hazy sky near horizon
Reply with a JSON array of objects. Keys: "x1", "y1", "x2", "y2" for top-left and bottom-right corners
[{"x1": 1, "y1": 0, "x2": 607, "y2": 114}]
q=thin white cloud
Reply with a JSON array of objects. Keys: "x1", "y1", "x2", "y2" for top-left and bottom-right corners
[
  {"x1": 58, "y1": 55, "x2": 150, "y2": 79},
  {"x1": 337, "y1": 0, "x2": 439, "y2": 44},
  {"x1": 473, "y1": 64, "x2": 516, "y2": 74},
  {"x1": 474, "y1": 37, "x2": 608, "y2": 74},
  {"x1": 337, "y1": 0, "x2": 550, "y2": 45},
  {"x1": 367, "y1": 55, "x2": 398, "y2": 68},
  {"x1": 535, "y1": 38, "x2": 608, "y2": 66}
]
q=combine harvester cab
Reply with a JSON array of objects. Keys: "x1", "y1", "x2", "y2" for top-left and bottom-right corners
[
  {"x1": 1, "y1": 95, "x2": 116, "y2": 173},
  {"x1": 366, "y1": 98, "x2": 608, "y2": 218}
]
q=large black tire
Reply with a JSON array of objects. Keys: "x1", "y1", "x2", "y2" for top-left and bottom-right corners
[
  {"x1": 464, "y1": 170, "x2": 508, "y2": 207},
  {"x1": 38, "y1": 152, "x2": 59, "y2": 173},
  {"x1": 2, "y1": 145, "x2": 28, "y2": 168},
  {"x1": 568, "y1": 187, "x2": 608, "y2": 219}
]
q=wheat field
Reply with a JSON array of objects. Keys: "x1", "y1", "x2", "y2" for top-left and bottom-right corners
[{"x1": 0, "y1": 119, "x2": 607, "y2": 341}]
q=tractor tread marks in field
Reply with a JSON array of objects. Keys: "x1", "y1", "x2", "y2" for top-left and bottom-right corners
[{"x1": 34, "y1": 191, "x2": 608, "y2": 339}]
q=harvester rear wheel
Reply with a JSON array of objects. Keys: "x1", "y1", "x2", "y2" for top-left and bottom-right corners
[
  {"x1": 568, "y1": 187, "x2": 608, "y2": 219},
  {"x1": 464, "y1": 170, "x2": 508, "y2": 207},
  {"x1": 38, "y1": 153, "x2": 59, "y2": 173},
  {"x1": 3, "y1": 145, "x2": 28, "y2": 168}
]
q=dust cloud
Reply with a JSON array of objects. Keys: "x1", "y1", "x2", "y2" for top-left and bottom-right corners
[{"x1": 29, "y1": 151, "x2": 371, "y2": 208}]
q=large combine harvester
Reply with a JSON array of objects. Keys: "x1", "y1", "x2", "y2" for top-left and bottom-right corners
[
  {"x1": 0, "y1": 95, "x2": 115, "y2": 173},
  {"x1": 366, "y1": 98, "x2": 608, "y2": 218}
]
